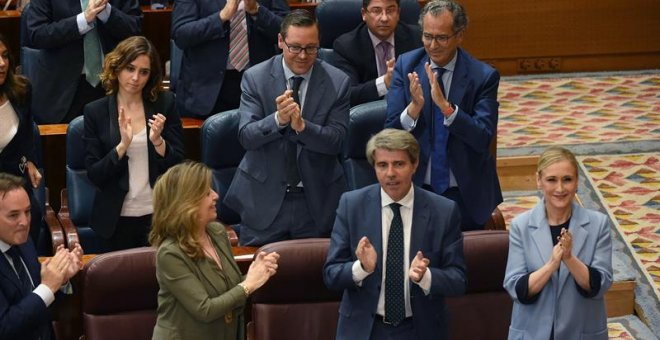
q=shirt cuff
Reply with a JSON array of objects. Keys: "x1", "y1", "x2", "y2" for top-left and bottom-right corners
[
  {"x1": 274, "y1": 111, "x2": 288, "y2": 129},
  {"x1": 352, "y1": 260, "x2": 371, "y2": 286},
  {"x1": 414, "y1": 268, "x2": 432, "y2": 295},
  {"x1": 375, "y1": 75, "x2": 388, "y2": 97},
  {"x1": 34, "y1": 284, "x2": 55, "y2": 307},
  {"x1": 400, "y1": 109, "x2": 416, "y2": 131},
  {"x1": 76, "y1": 13, "x2": 94, "y2": 35},
  {"x1": 443, "y1": 104, "x2": 458, "y2": 126},
  {"x1": 97, "y1": 4, "x2": 111, "y2": 23}
]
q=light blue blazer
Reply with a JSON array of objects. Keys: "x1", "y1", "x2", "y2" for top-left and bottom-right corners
[{"x1": 503, "y1": 201, "x2": 613, "y2": 340}]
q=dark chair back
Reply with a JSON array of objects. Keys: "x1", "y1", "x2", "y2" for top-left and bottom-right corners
[
  {"x1": 82, "y1": 247, "x2": 158, "y2": 340},
  {"x1": 248, "y1": 238, "x2": 341, "y2": 340},
  {"x1": 342, "y1": 100, "x2": 387, "y2": 190},
  {"x1": 317, "y1": 47, "x2": 338, "y2": 68},
  {"x1": 316, "y1": 0, "x2": 421, "y2": 48},
  {"x1": 63, "y1": 116, "x2": 108, "y2": 253},
  {"x1": 200, "y1": 110, "x2": 245, "y2": 227},
  {"x1": 447, "y1": 230, "x2": 512, "y2": 339}
]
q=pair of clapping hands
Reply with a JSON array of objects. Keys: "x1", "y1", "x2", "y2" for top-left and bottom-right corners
[
  {"x1": 550, "y1": 228, "x2": 574, "y2": 268},
  {"x1": 276, "y1": 90, "x2": 305, "y2": 132},
  {"x1": 41, "y1": 243, "x2": 84, "y2": 293},
  {"x1": 242, "y1": 251, "x2": 280, "y2": 293},
  {"x1": 356, "y1": 236, "x2": 429, "y2": 283},
  {"x1": 83, "y1": 0, "x2": 108, "y2": 24}
]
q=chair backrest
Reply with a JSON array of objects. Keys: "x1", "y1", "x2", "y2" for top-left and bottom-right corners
[
  {"x1": 65, "y1": 116, "x2": 107, "y2": 253},
  {"x1": 82, "y1": 247, "x2": 158, "y2": 340},
  {"x1": 316, "y1": 0, "x2": 421, "y2": 48},
  {"x1": 168, "y1": 39, "x2": 183, "y2": 92},
  {"x1": 249, "y1": 238, "x2": 341, "y2": 340},
  {"x1": 317, "y1": 47, "x2": 338, "y2": 68},
  {"x1": 447, "y1": 230, "x2": 512, "y2": 340},
  {"x1": 200, "y1": 110, "x2": 245, "y2": 226},
  {"x1": 342, "y1": 100, "x2": 387, "y2": 190}
]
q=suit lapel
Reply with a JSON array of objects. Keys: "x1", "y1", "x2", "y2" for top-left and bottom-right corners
[
  {"x1": 210, "y1": 226, "x2": 242, "y2": 278},
  {"x1": 448, "y1": 49, "x2": 468, "y2": 106},
  {"x1": 270, "y1": 55, "x2": 288, "y2": 112},
  {"x1": 0, "y1": 252, "x2": 23, "y2": 292},
  {"x1": 557, "y1": 203, "x2": 589, "y2": 296},
  {"x1": 300, "y1": 61, "x2": 326, "y2": 122},
  {"x1": 364, "y1": 187, "x2": 384, "y2": 276},
  {"x1": 529, "y1": 202, "x2": 553, "y2": 271},
  {"x1": 358, "y1": 26, "x2": 379, "y2": 79},
  {"x1": 409, "y1": 187, "x2": 429, "y2": 261},
  {"x1": 108, "y1": 95, "x2": 122, "y2": 146}
]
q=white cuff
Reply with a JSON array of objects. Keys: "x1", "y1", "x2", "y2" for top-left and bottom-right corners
[
  {"x1": 414, "y1": 269, "x2": 432, "y2": 295},
  {"x1": 400, "y1": 108, "x2": 417, "y2": 131},
  {"x1": 76, "y1": 13, "x2": 94, "y2": 34},
  {"x1": 352, "y1": 260, "x2": 371, "y2": 286},
  {"x1": 375, "y1": 75, "x2": 388, "y2": 97},
  {"x1": 97, "y1": 4, "x2": 111, "y2": 22},
  {"x1": 34, "y1": 284, "x2": 55, "y2": 307}
]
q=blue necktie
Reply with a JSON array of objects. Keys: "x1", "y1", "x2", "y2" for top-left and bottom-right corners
[
  {"x1": 384, "y1": 203, "x2": 405, "y2": 325},
  {"x1": 6, "y1": 246, "x2": 33, "y2": 295},
  {"x1": 286, "y1": 76, "x2": 303, "y2": 187},
  {"x1": 431, "y1": 67, "x2": 450, "y2": 194}
]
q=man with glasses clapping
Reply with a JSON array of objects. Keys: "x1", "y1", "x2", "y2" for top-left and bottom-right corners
[
  {"x1": 385, "y1": 0, "x2": 502, "y2": 232},
  {"x1": 224, "y1": 10, "x2": 350, "y2": 246}
]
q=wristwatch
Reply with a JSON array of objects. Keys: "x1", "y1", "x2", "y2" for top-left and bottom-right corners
[{"x1": 442, "y1": 102, "x2": 455, "y2": 115}]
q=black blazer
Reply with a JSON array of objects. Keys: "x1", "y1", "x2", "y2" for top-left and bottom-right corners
[
  {"x1": 0, "y1": 85, "x2": 35, "y2": 180},
  {"x1": 333, "y1": 22, "x2": 422, "y2": 106},
  {"x1": 83, "y1": 91, "x2": 184, "y2": 238}
]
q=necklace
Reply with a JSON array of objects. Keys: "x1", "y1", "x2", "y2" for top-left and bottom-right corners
[{"x1": 202, "y1": 233, "x2": 223, "y2": 270}]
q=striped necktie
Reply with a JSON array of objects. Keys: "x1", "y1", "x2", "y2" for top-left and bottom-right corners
[{"x1": 228, "y1": 1, "x2": 250, "y2": 71}]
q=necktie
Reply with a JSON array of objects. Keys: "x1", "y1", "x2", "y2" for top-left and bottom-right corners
[
  {"x1": 228, "y1": 1, "x2": 250, "y2": 72},
  {"x1": 6, "y1": 246, "x2": 33, "y2": 295},
  {"x1": 431, "y1": 67, "x2": 449, "y2": 194},
  {"x1": 377, "y1": 41, "x2": 391, "y2": 76},
  {"x1": 81, "y1": 0, "x2": 102, "y2": 87},
  {"x1": 385, "y1": 203, "x2": 405, "y2": 326},
  {"x1": 286, "y1": 76, "x2": 304, "y2": 187}
]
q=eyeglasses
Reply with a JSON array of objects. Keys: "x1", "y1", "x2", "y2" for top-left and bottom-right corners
[
  {"x1": 422, "y1": 31, "x2": 462, "y2": 45},
  {"x1": 366, "y1": 6, "x2": 398, "y2": 17},
  {"x1": 283, "y1": 41, "x2": 319, "y2": 55}
]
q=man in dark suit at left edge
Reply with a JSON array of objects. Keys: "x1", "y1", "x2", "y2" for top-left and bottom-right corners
[
  {"x1": 0, "y1": 173, "x2": 83, "y2": 339},
  {"x1": 26, "y1": 0, "x2": 142, "y2": 123}
]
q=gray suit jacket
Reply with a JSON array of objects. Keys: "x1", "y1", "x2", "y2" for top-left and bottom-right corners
[
  {"x1": 503, "y1": 201, "x2": 613, "y2": 340},
  {"x1": 224, "y1": 55, "x2": 350, "y2": 234},
  {"x1": 324, "y1": 184, "x2": 466, "y2": 340}
]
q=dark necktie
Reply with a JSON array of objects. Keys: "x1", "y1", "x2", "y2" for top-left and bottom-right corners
[
  {"x1": 384, "y1": 203, "x2": 405, "y2": 325},
  {"x1": 377, "y1": 41, "x2": 391, "y2": 76},
  {"x1": 431, "y1": 67, "x2": 450, "y2": 194},
  {"x1": 286, "y1": 76, "x2": 304, "y2": 187},
  {"x1": 6, "y1": 246, "x2": 33, "y2": 295}
]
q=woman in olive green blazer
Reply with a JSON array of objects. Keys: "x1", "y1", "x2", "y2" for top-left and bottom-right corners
[{"x1": 149, "y1": 162, "x2": 279, "y2": 340}]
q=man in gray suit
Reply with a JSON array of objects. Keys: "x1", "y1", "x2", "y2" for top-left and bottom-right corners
[{"x1": 224, "y1": 10, "x2": 350, "y2": 246}]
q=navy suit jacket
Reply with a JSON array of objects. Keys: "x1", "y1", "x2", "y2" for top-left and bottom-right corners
[
  {"x1": 26, "y1": 0, "x2": 142, "y2": 124},
  {"x1": 83, "y1": 92, "x2": 184, "y2": 238},
  {"x1": 224, "y1": 55, "x2": 350, "y2": 235},
  {"x1": 0, "y1": 86, "x2": 35, "y2": 182},
  {"x1": 323, "y1": 184, "x2": 466, "y2": 340},
  {"x1": 171, "y1": 0, "x2": 290, "y2": 117},
  {"x1": 333, "y1": 22, "x2": 422, "y2": 106},
  {"x1": 0, "y1": 240, "x2": 53, "y2": 339},
  {"x1": 385, "y1": 47, "x2": 502, "y2": 225}
]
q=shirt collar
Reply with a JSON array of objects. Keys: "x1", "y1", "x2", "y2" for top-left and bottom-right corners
[
  {"x1": 0, "y1": 240, "x2": 12, "y2": 253},
  {"x1": 429, "y1": 49, "x2": 458, "y2": 72},
  {"x1": 367, "y1": 29, "x2": 396, "y2": 51},
  {"x1": 281, "y1": 57, "x2": 313, "y2": 83},
  {"x1": 380, "y1": 185, "x2": 414, "y2": 210}
]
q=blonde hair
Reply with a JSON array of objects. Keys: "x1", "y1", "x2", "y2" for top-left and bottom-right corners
[
  {"x1": 99, "y1": 36, "x2": 162, "y2": 102},
  {"x1": 366, "y1": 128, "x2": 420, "y2": 166},
  {"x1": 149, "y1": 161, "x2": 212, "y2": 259},
  {"x1": 537, "y1": 146, "x2": 579, "y2": 177}
]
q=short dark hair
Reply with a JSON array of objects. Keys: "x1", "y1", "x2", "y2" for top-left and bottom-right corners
[
  {"x1": 362, "y1": 0, "x2": 400, "y2": 9},
  {"x1": 0, "y1": 173, "x2": 25, "y2": 200},
  {"x1": 280, "y1": 10, "x2": 318, "y2": 40},
  {"x1": 419, "y1": 0, "x2": 469, "y2": 33}
]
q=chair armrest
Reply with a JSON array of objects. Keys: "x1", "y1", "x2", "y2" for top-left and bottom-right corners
[
  {"x1": 225, "y1": 224, "x2": 238, "y2": 247},
  {"x1": 247, "y1": 321, "x2": 254, "y2": 340},
  {"x1": 57, "y1": 189, "x2": 81, "y2": 248},
  {"x1": 485, "y1": 207, "x2": 506, "y2": 230},
  {"x1": 44, "y1": 187, "x2": 65, "y2": 253}
]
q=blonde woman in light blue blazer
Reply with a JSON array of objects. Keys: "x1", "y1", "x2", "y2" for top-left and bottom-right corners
[{"x1": 504, "y1": 147, "x2": 612, "y2": 340}]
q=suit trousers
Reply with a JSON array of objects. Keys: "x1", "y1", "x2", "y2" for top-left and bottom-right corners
[
  {"x1": 238, "y1": 190, "x2": 321, "y2": 246},
  {"x1": 422, "y1": 185, "x2": 483, "y2": 231}
]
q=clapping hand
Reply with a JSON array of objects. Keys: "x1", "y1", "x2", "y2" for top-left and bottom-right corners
[
  {"x1": 409, "y1": 251, "x2": 430, "y2": 283},
  {"x1": 355, "y1": 236, "x2": 377, "y2": 273}
]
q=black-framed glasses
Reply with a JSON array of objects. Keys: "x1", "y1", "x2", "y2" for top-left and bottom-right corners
[
  {"x1": 283, "y1": 41, "x2": 319, "y2": 55},
  {"x1": 366, "y1": 6, "x2": 398, "y2": 17},
  {"x1": 422, "y1": 30, "x2": 462, "y2": 45}
]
